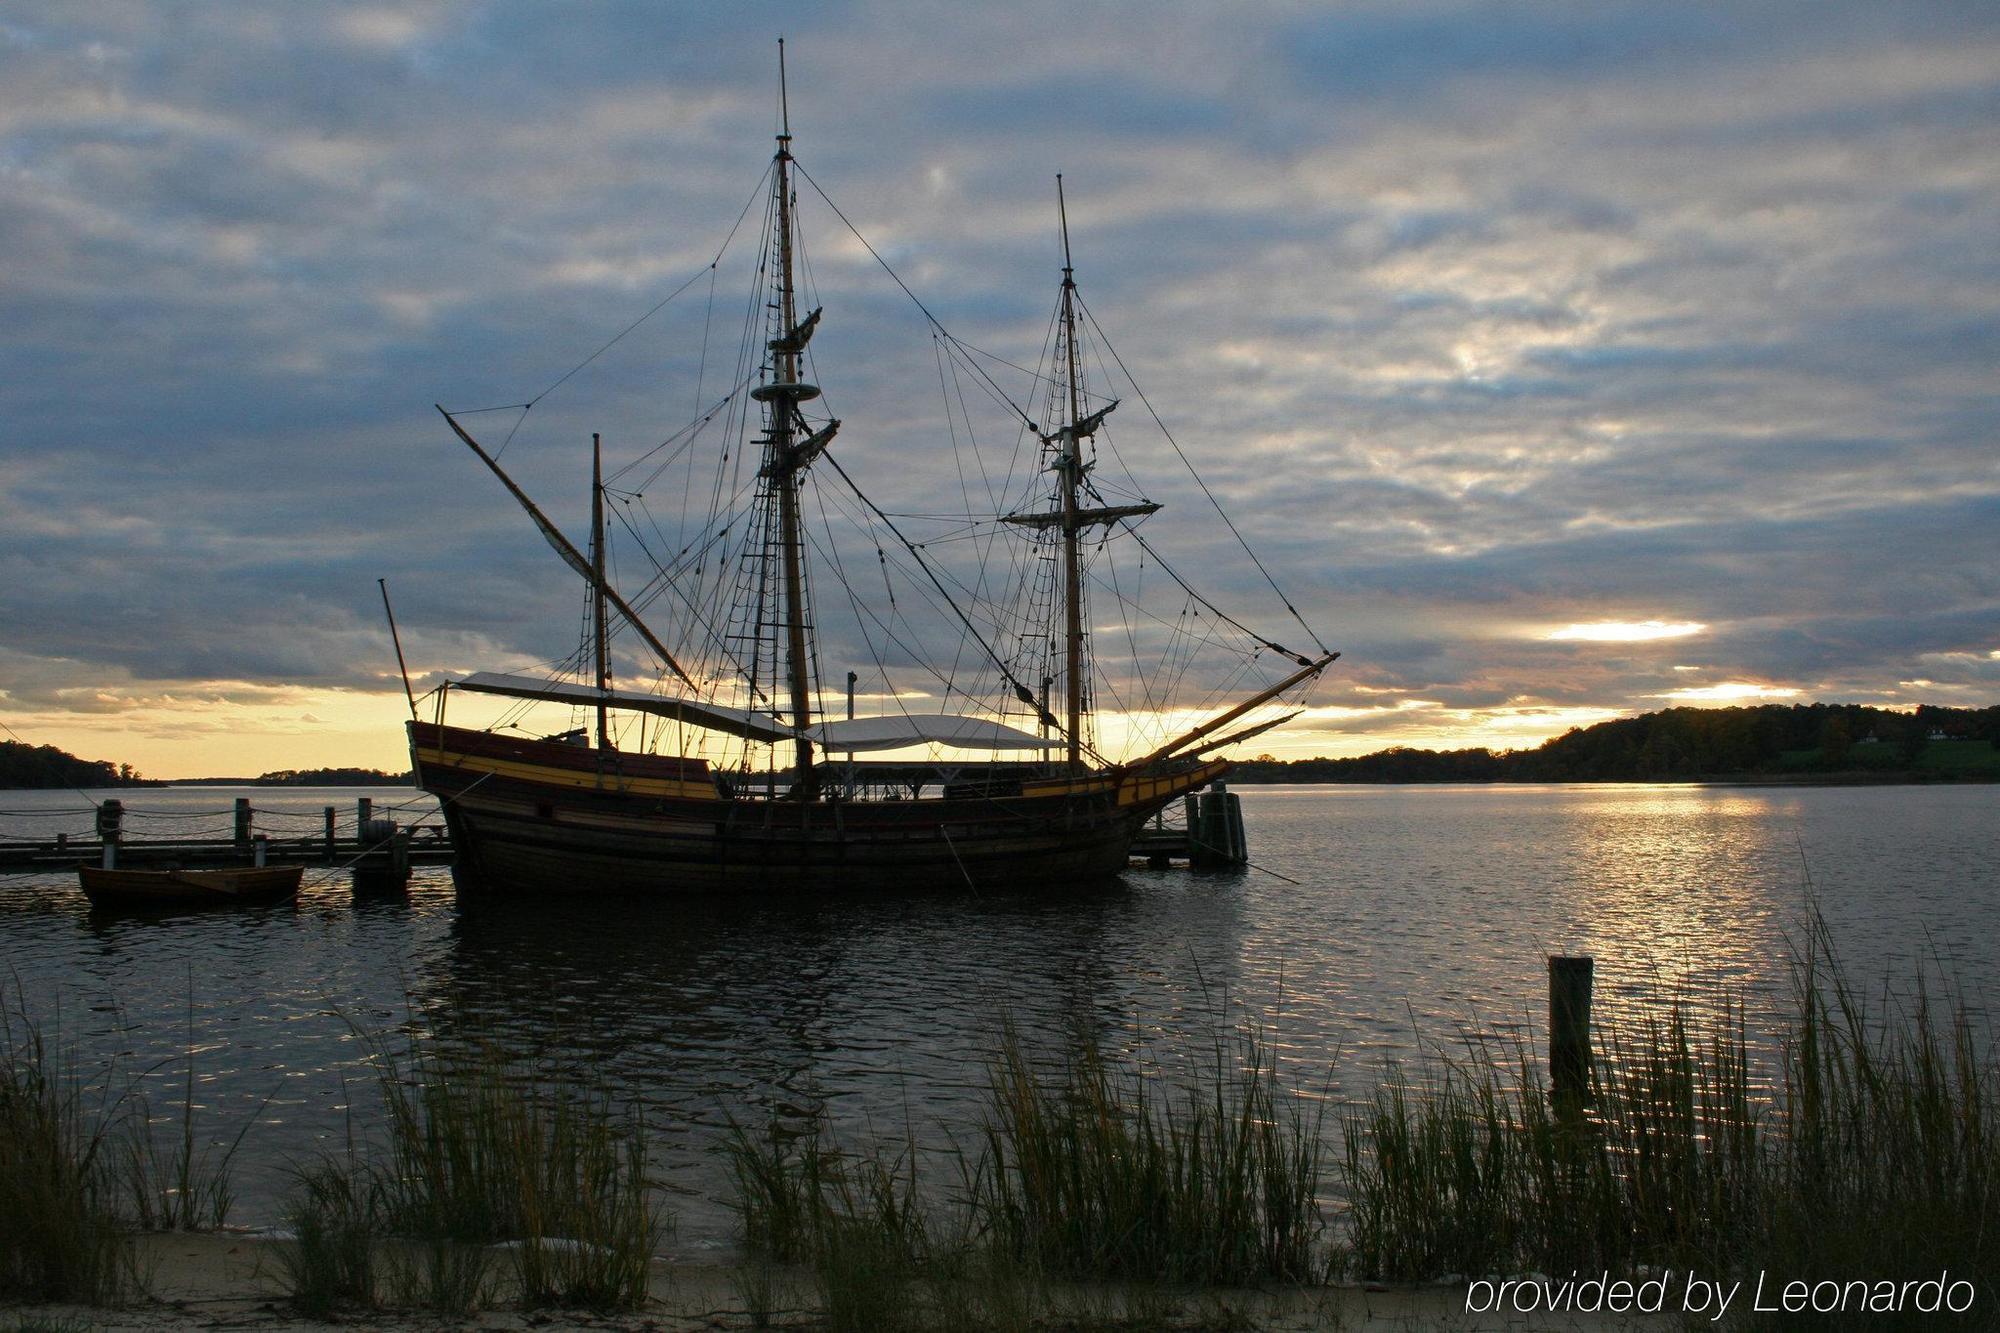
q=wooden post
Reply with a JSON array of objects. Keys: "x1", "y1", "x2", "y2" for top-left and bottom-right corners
[
  {"x1": 323, "y1": 806, "x2": 337, "y2": 862},
  {"x1": 1549, "y1": 955, "x2": 1594, "y2": 1106},
  {"x1": 253, "y1": 833, "x2": 268, "y2": 868},
  {"x1": 1189, "y1": 782, "x2": 1248, "y2": 868},
  {"x1": 233, "y1": 797, "x2": 252, "y2": 849},
  {"x1": 352, "y1": 820, "x2": 411, "y2": 895},
  {"x1": 357, "y1": 797, "x2": 372, "y2": 838},
  {"x1": 96, "y1": 798, "x2": 123, "y2": 870}
]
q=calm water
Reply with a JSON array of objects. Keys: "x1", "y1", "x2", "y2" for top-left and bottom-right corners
[{"x1": 2, "y1": 781, "x2": 1995, "y2": 1253}]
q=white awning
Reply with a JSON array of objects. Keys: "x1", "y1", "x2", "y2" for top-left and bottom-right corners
[
  {"x1": 451, "y1": 674, "x2": 1048, "y2": 753},
  {"x1": 812, "y1": 714, "x2": 1050, "y2": 753},
  {"x1": 452, "y1": 672, "x2": 796, "y2": 744}
]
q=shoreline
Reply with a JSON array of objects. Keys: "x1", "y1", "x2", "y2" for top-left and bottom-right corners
[
  {"x1": 1230, "y1": 771, "x2": 1998, "y2": 787},
  {"x1": 2, "y1": 1232, "x2": 1654, "y2": 1331},
  {"x1": 7, "y1": 772, "x2": 1994, "y2": 793}
]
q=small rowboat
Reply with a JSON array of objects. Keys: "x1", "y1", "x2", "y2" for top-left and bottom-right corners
[{"x1": 78, "y1": 864, "x2": 304, "y2": 908}]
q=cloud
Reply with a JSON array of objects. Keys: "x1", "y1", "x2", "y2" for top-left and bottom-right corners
[
  {"x1": 1547, "y1": 621, "x2": 1706, "y2": 643},
  {"x1": 1, "y1": 1, "x2": 1996, "y2": 773}
]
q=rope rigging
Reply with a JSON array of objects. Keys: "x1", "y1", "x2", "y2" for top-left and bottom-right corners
[{"x1": 432, "y1": 138, "x2": 1333, "y2": 771}]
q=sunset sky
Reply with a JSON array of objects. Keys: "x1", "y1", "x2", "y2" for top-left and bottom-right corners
[{"x1": 2, "y1": 2, "x2": 1996, "y2": 778}]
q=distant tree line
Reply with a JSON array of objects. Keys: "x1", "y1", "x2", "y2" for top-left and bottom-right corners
[
  {"x1": 1230, "y1": 703, "x2": 2000, "y2": 785},
  {"x1": 0, "y1": 740, "x2": 153, "y2": 789},
  {"x1": 0, "y1": 742, "x2": 415, "y2": 789},
  {"x1": 254, "y1": 767, "x2": 415, "y2": 786}
]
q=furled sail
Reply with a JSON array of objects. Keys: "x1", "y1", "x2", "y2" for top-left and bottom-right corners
[{"x1": 452, "y1": 672, "x2": 795, "y2": 743}]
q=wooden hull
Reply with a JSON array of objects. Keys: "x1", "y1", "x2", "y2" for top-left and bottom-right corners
[
  {"x1": 79, "y1": 864, "x2": 304, "y2": 908},
  {"x1": 410, "y1": 722, "x2": 1227, "y2": 895}
]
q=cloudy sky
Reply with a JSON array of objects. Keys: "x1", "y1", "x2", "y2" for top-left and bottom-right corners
[{"x1": 2, "y1": 1, "x2": 1996, "y2": 777}]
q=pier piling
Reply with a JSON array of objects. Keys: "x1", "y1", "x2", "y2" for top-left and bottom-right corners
[
  {"x1": 233, "y1": 797, "x2": 252, "y2": 848},
  {"x1": 96, "y1": 798, "x2": 122, "y2": 870},
  {"x1": 1549, "y1": 954, "x2": 1594, "y2": 1106},
  {"x1": 1189, "y1": 782, "x2": 1248, "y2": 868},
  {"x1": 323, "y1": 806, "x2": 336, "y2": 862},
  {"x1": 351, "y1": 818, "x2": 411, "y2": 895}
]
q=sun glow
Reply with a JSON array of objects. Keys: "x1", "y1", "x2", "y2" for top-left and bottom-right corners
[
  {"x1": 1655, "y1": 682, "x2": 1800, "y2": 702},
  {"x1": 1547, "y1": 620, "x2": 1707, "y2": 643}
]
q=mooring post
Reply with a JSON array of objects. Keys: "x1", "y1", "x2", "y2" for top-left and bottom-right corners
[
  {"x1": 253, "y1": 833, "x2": 268, "y2": 868},
  {"x1": 356, "y1": 797, "x2": 372, "y2": 841},
  {"x1": 96, "y1": 798, "x2": 123, "y2": 870},
  {"x1": 352, "y1": 819, "x2": 411, "y2": 895},
  {"x1": 323, "y1": 806, "x2": 336, "y2": 862},
  {"x1": 1190, "y1": 782, "x2": 1248, "y2": 869},
  {"x1": 233, "y1": 797, "x2": 252, "y2": 849},
  {"x1": 1549, "y1": 954, "x2": 1595, "y2": 1106}
]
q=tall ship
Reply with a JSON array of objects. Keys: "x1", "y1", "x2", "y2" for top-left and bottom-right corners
[{"x1": 408, "y1": 50, "x2": 1335, "y2": 894}]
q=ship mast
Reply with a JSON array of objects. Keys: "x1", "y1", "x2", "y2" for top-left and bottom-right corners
[
  {"x1": 758, "y1": 39, "x2": 825, "y2": 795},
  {"x1": 997, "y1": 179, "x2": 1155, "y2": 769},
  {"x1": 1056, "y1": 177, "x2": 1088, "y2": 771}
]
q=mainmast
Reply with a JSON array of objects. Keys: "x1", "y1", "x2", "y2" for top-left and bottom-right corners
[
  {"x1": 998, "y1": 179, "x2": 1154, "y2": 770},
  {"x1": 1055, "y1": 178, "x2": 1087, "y2": 771},
  {"x1": 753, "y1": 38, "x2": 834, "y2": 796}
]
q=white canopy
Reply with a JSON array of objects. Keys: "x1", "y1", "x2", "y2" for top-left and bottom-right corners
[
  {"x1": 453, "y1": 674, "x2": 1049, "y2": 753},
  {"x1": 812, "y1": 714, "x2": 1050, "y2": 753}
]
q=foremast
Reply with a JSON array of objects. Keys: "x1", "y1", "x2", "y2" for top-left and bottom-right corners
[{"x1": 754, "y1": 39, "x2": 834, "y2": 796}]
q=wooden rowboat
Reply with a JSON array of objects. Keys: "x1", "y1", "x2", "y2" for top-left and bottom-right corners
[{"x1": 77, "y1": 864, "x2": 304, "y2": 908}]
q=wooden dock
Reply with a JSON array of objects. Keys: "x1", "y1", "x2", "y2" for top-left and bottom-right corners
[
  {"x1": 2, "y1": 786, "x2": 1248, "y2": 885},
  {"x1": 0, "y1": 797, "x2": 445, "y2": 892}
]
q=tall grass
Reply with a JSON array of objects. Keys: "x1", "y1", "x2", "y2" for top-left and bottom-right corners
[
  {"x1": 726, "y1": 1017, "x2": 1329, "y2": 1330},
  {"x1": 277, "y1": 1150, "x2": 377, "y2": 1318},
  {"x1": 280, "y1": 1032, "x2": 659, "y2": 1314},
  {"x1": 0, "y1": 989, "x2": 254, "y2": 1302},
  {"x1": 1339, "y1": 923, "x2": 1999, "y2": 1306},
  {"x1": 977, "y1": 1022, "x2": 1328, "y2": 1285},
  {"x1": 0, "y1": 1005, "x2": 126, "y2": 1303},
  {"x1": 727, "y1": 1114, "x2": 932, "y2": 1331}
]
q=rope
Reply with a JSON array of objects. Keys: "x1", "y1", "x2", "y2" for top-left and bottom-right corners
[{"x1": 1075, "y1": 295, "x2": 1331, "y2": 658}]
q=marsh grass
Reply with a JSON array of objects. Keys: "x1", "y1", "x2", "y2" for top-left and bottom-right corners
[
  {"x1": 0, "y1": 1003, "x2": 126, "y2": 1302},
  {"x1": 977, "y1": 1022, "x2": 1329, "y2": 1286},
  {"x1": 1, "y1": 984, "x2": 268, "y2": 1303},
  {"x1": 1339, "y1": 921, "x2": 1999, "y2": 1311},
  {"x1": 277, "y1": 1150, "x2": 378, "y2": 1318},
  {"x1": 727, "y1": 1018, "x2": 1328, "y2": 1329},
  {"x1": 727, "y1": 1114, "x2": 931, "y2": 1330},
  {"x1": 278, "y1": 1030, "x2": 658, "y2": 1314}
]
